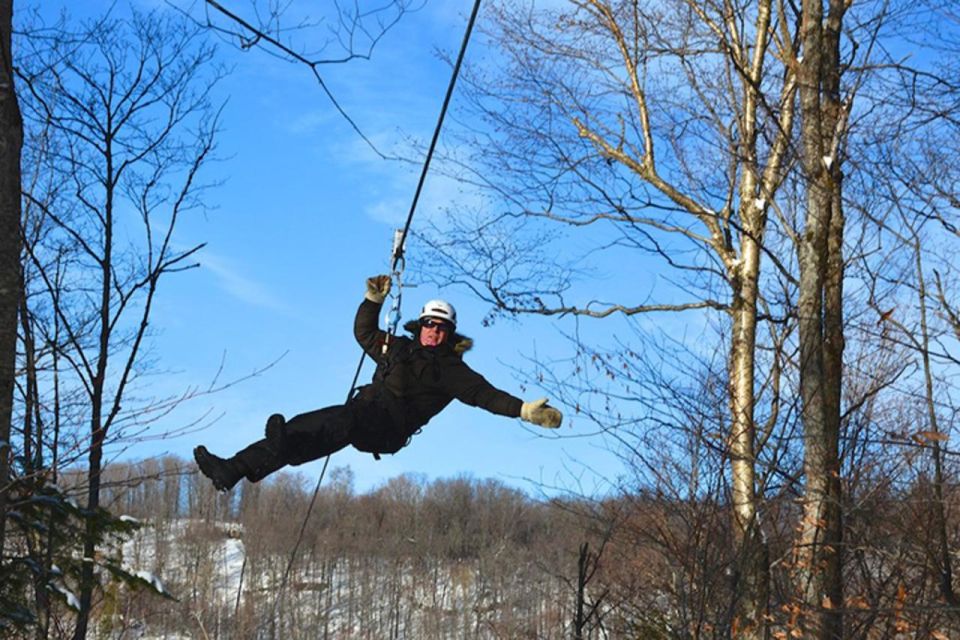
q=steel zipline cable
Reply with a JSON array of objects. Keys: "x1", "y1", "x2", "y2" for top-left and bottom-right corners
[{"x1": 268, "y1": 0, "x2": 484, "y2": 623}]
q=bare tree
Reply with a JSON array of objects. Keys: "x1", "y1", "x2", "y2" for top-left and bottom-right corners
[
  {"x1": 416, "y1": 0, "x2": 802, "y2": 634},
  {"x1": 14, "y1": 9, "x2": 222, "y2": 636},
  {"x1": 791, "y1": 0, "x2": 848, "y2": 635},
  {"x1": 410, "y1": 0, "x2": 960, "y2": 637},
  {"x1": 788, "y1": 1, "x2": 960, "y2": 636},
  {"x1": 0, "y1": 0, "x2": 22, "y2": 574}
]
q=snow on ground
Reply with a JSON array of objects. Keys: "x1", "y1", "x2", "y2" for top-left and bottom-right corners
[
  {"x1": 121, "y1": 519, "x2": 247, "y2": 605},
  {"x1": 114, "y1": 518, "x2": 577, "y2": 638}
]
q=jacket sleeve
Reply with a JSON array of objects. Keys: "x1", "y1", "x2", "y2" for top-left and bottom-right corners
[
  {"x1": 354, "y1": 299, "x2": 388, "y2": 360},
  {"x1": 440, "y1": 359, "x2": 523, "y2": 418}
]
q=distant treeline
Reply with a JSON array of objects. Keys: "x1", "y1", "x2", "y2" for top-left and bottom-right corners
[
  {"x1": 55, "y1": 457, "x2": 625, "y2": 639},
  {"x1": 6, "y1": 452, "x2": 960, "y2": 639}
]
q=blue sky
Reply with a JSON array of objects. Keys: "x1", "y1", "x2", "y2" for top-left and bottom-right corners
[{"x1": 28, "y1": 0, "x2": 629, "y2": 496}]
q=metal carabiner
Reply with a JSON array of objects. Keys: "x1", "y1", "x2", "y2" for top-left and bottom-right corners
[{"x1": 381, "y1": 229, "x2": 408, "y2": 355}]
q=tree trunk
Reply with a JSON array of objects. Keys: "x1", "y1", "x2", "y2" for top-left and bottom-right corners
[
  {"x1": 72, "y1": 117, "x2": 115, "y2": 640},
  {"x1": 914, "y1": 242, "x2": 957, "y2": 606},
  {"x1": 72, "y1": 421, "x2": 105, "y2": 640},
  {"x1": 727, "y1": 3, "x2": 777, "y2": 626},
  {"x1": 795, "y1": 0, "x2": 846, "y2": 637},
  {"x1": 0, "y1": 0, "x2": 22, "y2": 563},
  {"x1": 729, "y1": 221, "x2": 769, "y2": 638}
]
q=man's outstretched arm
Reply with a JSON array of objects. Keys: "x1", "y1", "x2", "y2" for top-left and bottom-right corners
[
  {"x1": 443, "y1": 361, "x2": 562, "y2": 428},
  {"x1": 354, "y1": 275, "x2": 391, "y2": 359}
]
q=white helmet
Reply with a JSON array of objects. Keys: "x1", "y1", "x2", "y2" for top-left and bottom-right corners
[{"x1": 419, "y1": 299, "x2": 457, "y2": 328}]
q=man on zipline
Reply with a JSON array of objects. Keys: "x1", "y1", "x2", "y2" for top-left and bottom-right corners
[{"x1": 194, "y1": 275, "x2": 563, "y2": 491}]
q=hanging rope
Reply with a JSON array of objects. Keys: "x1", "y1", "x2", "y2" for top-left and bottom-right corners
[
  {"x1": 265, "y1": 0, "x2": 483, "y2": 625},
  {"x1": 382, "y1": 0, "x2": 483, "y2": 346}
]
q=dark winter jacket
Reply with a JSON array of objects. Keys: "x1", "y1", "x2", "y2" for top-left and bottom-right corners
[{"x1": 353, "y1": 299, "x2": 523, "y2": 430}]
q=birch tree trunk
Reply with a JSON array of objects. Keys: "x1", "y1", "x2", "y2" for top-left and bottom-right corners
[
  {"x1": 729, "y1": 216, "x2": 769, "y2": 638},
  {"x1": 417, "y1": 1, "x2": 799, "y2": 634}
]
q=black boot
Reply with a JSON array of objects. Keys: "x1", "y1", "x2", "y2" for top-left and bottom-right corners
[{"x1": 194, "y1": 446, "x2": 243, "y2": 492}]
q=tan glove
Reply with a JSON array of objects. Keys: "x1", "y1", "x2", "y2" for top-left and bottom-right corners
[
  {"x1": 520, "y1": 398, "x2": 563, "y2": 429},
  {"x1": 365, "y1": 274, "x2": 392, "y2": 303}
]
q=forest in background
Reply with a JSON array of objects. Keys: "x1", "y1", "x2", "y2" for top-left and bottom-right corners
[
  {"x1": 46, "y1": 457, "x2": 633, "y2": 639},
  {"x1": 9, "y1": 454, "x2": 960, "y2": 639}
]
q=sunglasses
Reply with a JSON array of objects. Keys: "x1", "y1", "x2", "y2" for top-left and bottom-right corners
[{"x1": 420, "y1": 318, "x2": 451, "y2": 330}]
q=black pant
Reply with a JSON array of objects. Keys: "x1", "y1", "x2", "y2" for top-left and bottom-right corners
[{"x1": 230, "y1": 398, "x2": 412, "y2": 482}]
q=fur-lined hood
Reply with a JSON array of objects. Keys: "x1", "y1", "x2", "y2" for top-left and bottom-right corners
[{"x1": 403, "y1": 320, "x2": 473, "y2": 356}]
